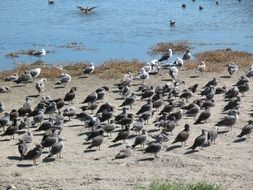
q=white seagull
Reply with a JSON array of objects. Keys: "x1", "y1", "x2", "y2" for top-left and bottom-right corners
[
  {"x1": 35, "y1": 78, "x2": 46, "y2": 94},
  {"x1": 169, "y1": 66, "x2": 179, "y2": 80},
  {"x1": 55, "y1": 73, "x2": 71, "y2": 87},
  {"x1": 136, "y1": 68, "x2": 149, "y2": 85},
  {"x1": 33, "y1": 49, "x2": 46, "y2": 60},
  {"x1": 83, "y1": 64, "x2": 95, "y2": 76},
  {"x1": 30, "y1": 68, "x2": 41, "y2": 78}
]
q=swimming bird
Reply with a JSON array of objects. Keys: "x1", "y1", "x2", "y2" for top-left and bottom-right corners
[
  {"x1": 227, "y1": 63, "x2": 238, "y2": 77},
  {"x1": 18, "y1": 139, "x2": 28, "y2": 160},
  {"x1": 33, "y1": 49, "x2": 46, "y2": 60},
  {"x1": 30, "y1": 68, "x2": 41, "y2": 78},
  {"x1": 48, "y1": 0, "x2": 54, "y2": 5},
  {"x1": 35, "y1": 78, "x2": 46, "y2": 94},
  {"x1": 119, "y1": 93, "x2": 136, "y2": 109},
  {"x1": 83, "y1": 64, "x2": 95, "y2": 76},
  {"x1": 55, "y1": 73, "x2": 71, "y2": 87},
  {"x1": 182, "y1": 49, "x2": 191, "y2": 60},
  {"x1": 132, "y1": 129, "x2": 147, "y2": 148},
  {"x1": 87, "y1": 130, "x2": 104, "y2": 150},
  {"x1": 114, "y1": 145, "x2": 132, "y2": 159},
  {"x1": 182, "y1": 4, "x2": 186, "y2": 8},
  {"x1": 170, "y1": 20, "x2": 176, "y2": 27},
  {"x1": 158, "y1": 49, "x2": 172, "y2": 63},
  {"x1": 172, "y1": 124, "x2": 190, "y2": 146},
  {"x1": 188, "y1": 129, "x2": 207, "y2": 150},
  {"x1": 77, "y1": 6, "x2": 98, "y2": 14},
  {"x1": 45, "y1": 137, "x2": 64, "y2": 159},
  {"x1": 24, "y1": 144, "x2": 43, "y2": 165},
  {"x1": 199, "y1": 5, "x2": 204, "y2": 10},
  {"x1": 237, "y1": 120, "x2": 253, "y2": 139}
]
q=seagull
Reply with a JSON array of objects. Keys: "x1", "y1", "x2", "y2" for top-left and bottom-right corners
[
  {"x1": 0, "y1": 86, "x2": 11, "y2": 93},
  {"x1": 237, "y1": 120, "x2": 253, "y2": 139},
  {"x1": 30, "y1": 68, "x2": 41, "y2": 78},
  {"x1": 33, "y1": 49, "x2": 46, "y2": 60},
  {"x1": 199, "y1": 5, "x2": 204, "y2": 10},
  {"x1": 114, "y1": 145, "x2": 132, "y2": 159},
  {"x1": 187, "y1": 129, "x2": 207, "y2": 150},
  {"x1": 168, "y1": 66, "x2": 178, "y2": 80},
  {"x1": 35, "y1": 78, "x2": 46, "y2": 94},
  {"x1": 45, "y1": 137, "x2": 64, "y2": 159},
  {"x1": 136, "y1": 68, "x2": 149, "y2": 85},
  {"x1": 48, "y1": 0, "x2": 54, "y2": 5},
  {"x1": 172, "y1": 124, "x2": 190, "y2": 146},
  {"x1": 197, "y1": 61, "x2": 206, "y2": 74},
  {"x1": 18, "y1": 139, "x2": 28, "y2": 160},
  {"x1": 169, "y1": 20, "x2": 176, "y2": 27},
  {"x1": 83, "y1": 64, "x2": 95, "y2": 76},
  {"x1": 4, "y1": 74, "x2": 19, "y2": 82},
  {"x1": 24, "y1": 144, "x2": 43, "y2": 165},
  {"x1": 158, "y1": 49, "x2": 172, "y2": 63},
  {"x1": 227, "y1": 63, "x2": 238, "y2": 77},
  {"x1": 55, "y1": 73, "x2": 71, "y2": 87},
  {"x1": 0, "y1": 102, "x2": 5, "y2": 113},
  {"x1": 173, "y1": 57, "x2": 184, "y2": 67},
  {"x1": 77, "y1": 6, "x2": 98, "y2": 14},
  {"x1": 182, "y1": 49, "x2": 191, "y2": 60}
]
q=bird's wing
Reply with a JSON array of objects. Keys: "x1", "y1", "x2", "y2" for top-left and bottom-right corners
[{"x1": 88, "y1": 6, "x2": 98, "y2": 11}]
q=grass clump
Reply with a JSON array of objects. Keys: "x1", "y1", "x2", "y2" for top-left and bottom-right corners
[
  {"x1": 6, "y1": 49, "x2": 37, "y2": 58},
  {"x1": 95, "y1": 59, "x2": 144, "y2": 79},
  {"x1": 149, "y1": 41, "x2": 191, "y2": 55},
  {"x1": 184, "y1": 49, "x2": 253, "y2": 72},
  {"x1": 138, "y1": 180, "x2": 223, "y2": 190}
]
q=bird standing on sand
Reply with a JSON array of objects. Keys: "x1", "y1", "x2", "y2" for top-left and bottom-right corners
[
  {"x1": 64, "y1": 87, "x2": 77, "y2": 104},
  {"x1": 188, "y1": 129, "x2": 207, "y2": 150},
  {"x1": 112, "y1": 125, "x2": 130, "y2": 143},
  {"x1": 197, "y1": 61, "x2": 206, "y2": 74},
  {"x1": 0, "y1": 102, "x2": 5, "y2": 113},
  {"x1": 237, "y1": 120, "x2": 253, "y2": 139},
  {"x1": 45, "y1": 137, "x2": 64, "y2": 159},
  {"x1": 1, "y1": 119, "x2": 18, "y2": 140},
  {"x1": 119, "y1": 93, "x2": 136, "y2": 109},
  {"x1": 169, "y1": 66, "x2": 178, "y2": 80},
  {"x1": 207, "y1": 126, "x2": 218, "y2": 145},
  {"x1": 144, "y1": 135, "x2": 164, "y2": 158},
  {"x1": 136, "y1": 68, "x2": 149, "y2": 85},
  {"x1": 55, "y1": 73, "x2": 71, "y2": 87},
  {"x1": 87, "y1": 130, "x2": 104, "y2": 150},
  {"x1": 115, "y1": 145, "x2": 132, "y2": 159},
  {"x1": 215, "y1": 110, "x2": 239, "y2": 131},
  {"x1": 172, "y1": 124, "x2": 190, "y2": 146},
  {"x1": 18, "y1": 139, "x2": 28, "y2": 160},
  {"x1": 132, "y1": 129, "x2": 147, "y2": 148},
  {"x1": 24, "y1": 144, "x2": 43, "y2": 165},
  {"x1": 227, "y1": 63, "x2": 238, "y2": 77},
  {"x1": 194, "y1": 109, "x2": 211, "y2": 124},
  {"x1": 35, "y1": 78, "x2": 46, "y2": 94},
  {"x1": 0, "y1": 113, "x2": 10, "y2": 131}
]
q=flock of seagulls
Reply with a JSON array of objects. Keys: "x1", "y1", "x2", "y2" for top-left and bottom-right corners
[{"x1": 1, "y1": 47, "x2": 252, "y2": 167}]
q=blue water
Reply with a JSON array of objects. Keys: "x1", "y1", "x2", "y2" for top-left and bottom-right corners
[{"x1": 0, "y1": 0, "x2": 253, "y2": 70}]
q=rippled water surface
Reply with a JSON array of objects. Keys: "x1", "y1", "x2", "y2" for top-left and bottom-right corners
[{"x1": 0, "y1": 0, "x2": 253, "y2": 70}]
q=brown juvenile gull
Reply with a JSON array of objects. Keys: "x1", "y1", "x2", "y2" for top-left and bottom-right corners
[
  {"x1": 188, "y1": 129, "x2": 207, "y2": 150},
  {"x1": 115, "y1": 145, "x2": 132, "y2": 159},
  {"x1": 24, "y1": 144, "x2": 43, "y2": 165},
  {"x1": 172, "y1": 124, "x2": 190, "y2": 146}
]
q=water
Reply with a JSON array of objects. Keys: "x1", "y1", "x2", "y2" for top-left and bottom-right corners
[{"x1": 0, "y1": 0, "x2": 253, "y2": 70}]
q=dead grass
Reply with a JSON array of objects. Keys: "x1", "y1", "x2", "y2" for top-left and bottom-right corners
[
  {"x1": 6, "y1": 49, "x2": 36, "y2": 58},
  {"x1": 184, "y1": 49, "x2": 253, "y2": 72},
  {"x1": 0, "y1": 60, "x2": 144, "y2": 80},
  {"x1": 58, "y1": 42, "x2": 96, "y2": 51},
  {"x1": 149, "y1": 41, "x2": 191, "y2": 55}
]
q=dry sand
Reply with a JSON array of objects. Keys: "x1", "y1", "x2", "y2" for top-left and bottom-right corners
[{"x1": 0, "y1": 68, "x2": 253, "y2": 190}]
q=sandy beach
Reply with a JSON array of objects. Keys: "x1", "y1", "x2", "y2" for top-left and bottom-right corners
[{"x1": 0, "y1": 67, "x2": 253, "y2": 190}]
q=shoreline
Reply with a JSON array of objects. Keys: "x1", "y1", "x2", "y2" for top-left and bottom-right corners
[{"x1": 1, "y1": 48, "x2": 253, "y2": 80}]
